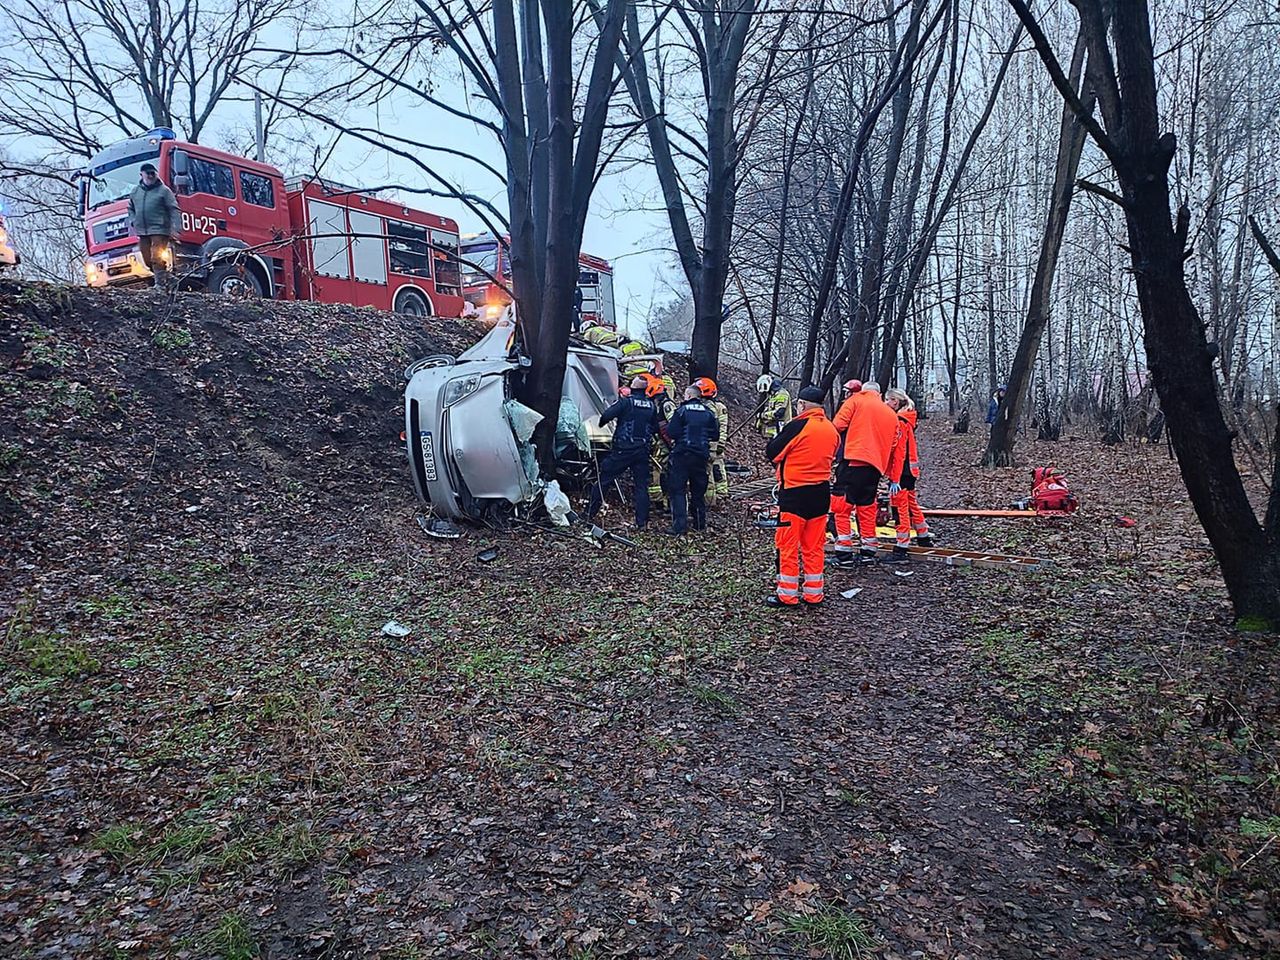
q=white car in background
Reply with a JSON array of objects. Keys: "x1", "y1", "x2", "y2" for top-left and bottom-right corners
[{"x1": 404, "y1": 307, "x2": 626, "y2": 523}]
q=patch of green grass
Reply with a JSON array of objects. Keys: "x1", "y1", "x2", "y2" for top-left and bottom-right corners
[
  {"x1": 23, "y1": 323, "x2": 77, "y2": 368},
  {"x1": 152, "y1": 324, "x2": 194, "y2": 350},
  {"x1": 1240, "y1": 816, "x2": 1280, "y2": 839},
  {"x1": 782, "y1": 904, "x2": 879, "y2": 959},
  {"x1": 1235, "y1": 615, "x2": 1273, "y2": 634},
  {"x1": 196, "y1": 912, "x2": 258, "y2": 960},
  {"x1": 80, "y1": 591, "x2": 136, "y2": 624},
  {"x1": 214, "y1": 820, "x2": 320, "y2": 872},
  {"x1": 146, "y1": 820, "x2": 217, "y2": 865},
  {"x1": 92, "y1": 823, "x2": 140, "y2": 859},
  {"x1": 262, "y1": 821, "x2": 322, "y2": 868},
  {"x1": 6, "y1": 602, "x2": 100, "y2": 680},
  {"x1": 23, "y1": 634, "x2": 99, "y2": 678},
  {"x1": 644, "y1": 733, "x2": 678, "y2": 755},
  {"x1": 837, "y1": 787, "x2": 869, "y2": 807},
  {"x1": 689, "y1": 683, "x2": 740, "y2": 716}
]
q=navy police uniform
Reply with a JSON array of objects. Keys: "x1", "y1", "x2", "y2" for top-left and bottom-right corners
[
  {"x1": 665, "y1": 398, "x2": 720, "y2": 533},
  {"x1": 586, "y1": 394, "x2": 661, "y2": 527}
]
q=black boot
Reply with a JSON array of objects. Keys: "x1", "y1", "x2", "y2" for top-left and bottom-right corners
[{"x1": 881, "y1": 546, "x2": 910, "y2": 564}]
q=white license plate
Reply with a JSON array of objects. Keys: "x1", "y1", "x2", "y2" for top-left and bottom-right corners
[{"x1": 419, "y1": 430, "x2": 438, "y2": 481}]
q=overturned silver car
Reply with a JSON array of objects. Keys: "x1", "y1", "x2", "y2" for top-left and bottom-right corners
[{"x1": 404, "y1": 308, "x2": 629, "y2": 522}]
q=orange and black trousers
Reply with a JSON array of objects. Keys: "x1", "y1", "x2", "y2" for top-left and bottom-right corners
[{"x1": 775, "y1": 482, "x2": 831, "y2": 605}]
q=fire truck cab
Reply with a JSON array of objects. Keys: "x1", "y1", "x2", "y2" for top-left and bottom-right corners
[
  {"x1": 459, "y1": 232, "x2": 615, "y2": 329},
  {"x1": 80, "y1": 128, "x2": 466, "y2": 318},
  {"x1": 82, "y1": 128, "x2": 290, "y2": 296}
]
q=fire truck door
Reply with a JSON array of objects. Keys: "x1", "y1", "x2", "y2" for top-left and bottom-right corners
[{"x1": 180, "y1": 155, "x2": 237, "y2": 242}]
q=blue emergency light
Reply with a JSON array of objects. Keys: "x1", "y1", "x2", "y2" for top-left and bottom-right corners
[{"x1": 143, "y1": 127, "x2": 177, "y2": 142}]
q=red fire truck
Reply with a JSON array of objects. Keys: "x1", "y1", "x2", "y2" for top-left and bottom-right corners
[
  {"x1": 81, "y1": 128, "x2": 466, "y2": 318},
  {"x1": 459, "y1": 232, "x2": 616, "y2": 328}
]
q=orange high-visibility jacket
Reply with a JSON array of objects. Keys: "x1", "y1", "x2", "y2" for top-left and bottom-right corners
[
  {"x1": 894, "y1": 408, "x2": 919, "y2": 479},
  {"x1": 766, "y1": 407, "x2": 840, "y2": 488},
  {"x1": 832, "y1": 391, "x2": 900, "y2": 473}
]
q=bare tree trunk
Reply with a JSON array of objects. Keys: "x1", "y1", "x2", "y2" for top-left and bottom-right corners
[
  {"x1": 983, "y1": 30, "x2": 1091, "y2": 466},
  {"x1": 874, "y1": 18, "x2": 1023, "y2": 389},
  {"x1": 616, "y1": 1, "x2": 759, "y2": 381},
  {"x1": 763, "y1": 15, "x2": 822, "y2": 373},
  {"x1": 842, "y1": 0, "x2": 926, "y2": 382}
]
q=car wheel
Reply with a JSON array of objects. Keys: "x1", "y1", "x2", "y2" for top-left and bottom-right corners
[
  {"x1": 395, "y1": 289, "x2": 430, "y2": 318},
  {"x1": 207, "y1": 261, "x2": 264, "y2": 298}
]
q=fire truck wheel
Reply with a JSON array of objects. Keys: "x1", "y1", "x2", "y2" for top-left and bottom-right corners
[
  {"x1": 394, "y1": 289, "x2": 430, "y2": 318},
  {"x1": 207, "y1": 261, "x2": 264, "y2": 299}
]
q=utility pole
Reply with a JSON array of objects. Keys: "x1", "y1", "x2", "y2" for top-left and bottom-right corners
[{"x1": 254, "y1": 91, "x2": 265, "y2": 162}]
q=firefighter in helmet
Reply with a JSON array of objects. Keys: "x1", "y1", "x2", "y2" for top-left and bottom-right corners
[
  {"x1": 754, "y1": 374, "x2": 792, "y2": 440},
  {"x1": 692, "y1": 377, "x2": 729, "y2": 505},
  {"x1": 647, "y1": 371, "x2": 678, "y2": 511}
]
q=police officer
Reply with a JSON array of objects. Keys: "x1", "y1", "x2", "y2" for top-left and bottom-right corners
[
  {"x1": 585, "y1": 375, "x2": 662, "y2": 528},
  {"x1": 665, "y1": 386, "x2": 720, "y2": 535}
]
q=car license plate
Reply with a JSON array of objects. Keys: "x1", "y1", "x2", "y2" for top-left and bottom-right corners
[{"x1": 419, "y1": 430, "x2": 438, "y2": 481}]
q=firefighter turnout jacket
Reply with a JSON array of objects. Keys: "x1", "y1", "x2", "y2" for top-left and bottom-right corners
[
  {"x1": 765, "y1": 407, "x2": 841, "y2": 518},
  {"x1": 757, "y1": 387, "x2": 793, "y2": 438}
]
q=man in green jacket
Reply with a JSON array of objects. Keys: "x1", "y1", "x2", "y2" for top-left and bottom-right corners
[{"x1": 127, "y1": 163, "x2": 182, "y2": 288}]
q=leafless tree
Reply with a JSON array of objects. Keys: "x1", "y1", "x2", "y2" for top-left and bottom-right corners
[
  {"x1": 294, "y1": 0, "x2": 628, "y2": 463},
  {"x1": 0, "y1": 0, "x2": 307, "y2": 161},
  {"x1": 1010, "y1": 0, "x2": 1280, "y2": 626}
]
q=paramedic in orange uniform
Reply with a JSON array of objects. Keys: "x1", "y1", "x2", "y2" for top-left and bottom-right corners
[
  {"x1": 832, "y1": 381, "x2": 902, "y2": 565},
  {"x1": 884, "y1": 388, "x2": 933, "y2": 561},
  {"x1": 764, "y1": 386, "x2": 840, "y2": 608},
  {"x1": 829, "y1": 379, "x2": 861, "y2": 563}
]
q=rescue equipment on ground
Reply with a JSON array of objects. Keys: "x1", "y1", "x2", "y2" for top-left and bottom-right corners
[{"x1": 1023, "y1": 466, "x2": 1080, "y2": 515}]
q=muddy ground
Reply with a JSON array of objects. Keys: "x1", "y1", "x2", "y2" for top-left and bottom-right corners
[{"x1": 1, "y1": 281, "x2": 1277, "y2": 959}]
